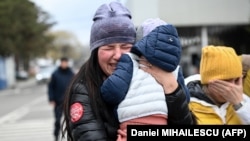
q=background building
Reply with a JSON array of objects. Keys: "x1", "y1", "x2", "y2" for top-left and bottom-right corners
[{"x1": 125, "y1": 0, "x2": 250, "y2": 76}]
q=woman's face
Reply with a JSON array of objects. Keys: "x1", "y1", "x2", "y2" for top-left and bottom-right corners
[{"x1": 98, "y1": 43, "x2": 133, "y2": 76}]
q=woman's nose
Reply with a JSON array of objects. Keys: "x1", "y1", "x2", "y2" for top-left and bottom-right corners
[{"x1": 113, "y1": 48, "x2": 123, "y2": 60}]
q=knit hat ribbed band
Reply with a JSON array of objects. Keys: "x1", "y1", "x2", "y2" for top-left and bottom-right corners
[
  {"x1": 200, "y1": 46, "x2": 242, "y2": 84},
  {"x1": 90, "y1": 2, "x2": 136, "y2": 51}
]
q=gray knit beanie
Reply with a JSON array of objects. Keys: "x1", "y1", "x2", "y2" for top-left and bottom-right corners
[
  {"x1": 136, "y1": 18, "x2": 167, "y2": 41},
  {"x1": 90, "y1": 1, "x2": 136, "y2": 51}
]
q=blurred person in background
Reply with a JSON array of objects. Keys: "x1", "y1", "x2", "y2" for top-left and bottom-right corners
[
  {"x1": 238, "y1": 54, "x2": 250, "y2": 97},
  {"x1": 186, "y1": 46, "x2": 250, "y2": 124},
  {"x1": 48, "y1": 57, "x2": 75, "y2": 141}
]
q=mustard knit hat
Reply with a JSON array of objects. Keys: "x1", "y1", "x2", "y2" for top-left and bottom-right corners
[{"x1": 200, "y1": 46, "x2": 242, "y2": 84}]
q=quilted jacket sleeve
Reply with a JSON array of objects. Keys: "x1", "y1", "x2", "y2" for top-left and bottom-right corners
[
  {"x1": 101, "y1": 53, "x2": 133, "y2": 106},
  {"x1": 69, "y1": 83, "x2": 115, "y2": 141},
  {"x1": 165, "y1": 84, "x2": 196, "y2": 125}
]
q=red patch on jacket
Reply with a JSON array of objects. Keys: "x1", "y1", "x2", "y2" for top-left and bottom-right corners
[{"x1": 70, "y1": 102, "x2": 84, "y2": 122}]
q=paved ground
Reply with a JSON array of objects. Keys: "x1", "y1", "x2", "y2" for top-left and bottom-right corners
[{"x1": 0, "y1": 78, "x2": 67, "y2": 141}]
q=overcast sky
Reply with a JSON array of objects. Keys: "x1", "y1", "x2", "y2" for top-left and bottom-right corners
[{"x1": 31, "y1": 0, "x2": 125, "y2": 45}]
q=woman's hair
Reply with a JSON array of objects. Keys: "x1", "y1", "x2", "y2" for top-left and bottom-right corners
[{"x1": 62, "y1": 49, "x2": 118, "y2": 140}]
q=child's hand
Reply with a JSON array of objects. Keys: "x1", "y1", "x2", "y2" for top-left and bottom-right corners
[{"x1": 139, "y1": 56, "x2": 178, "y2": 94}]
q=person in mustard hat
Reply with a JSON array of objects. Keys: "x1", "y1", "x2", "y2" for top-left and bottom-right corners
[
  {"x1": 186, "y1": 53, "x2": 250, "y2": 98},
  {"x1": 186, "y1": 45, "x2": 250, "y2": 124}
]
